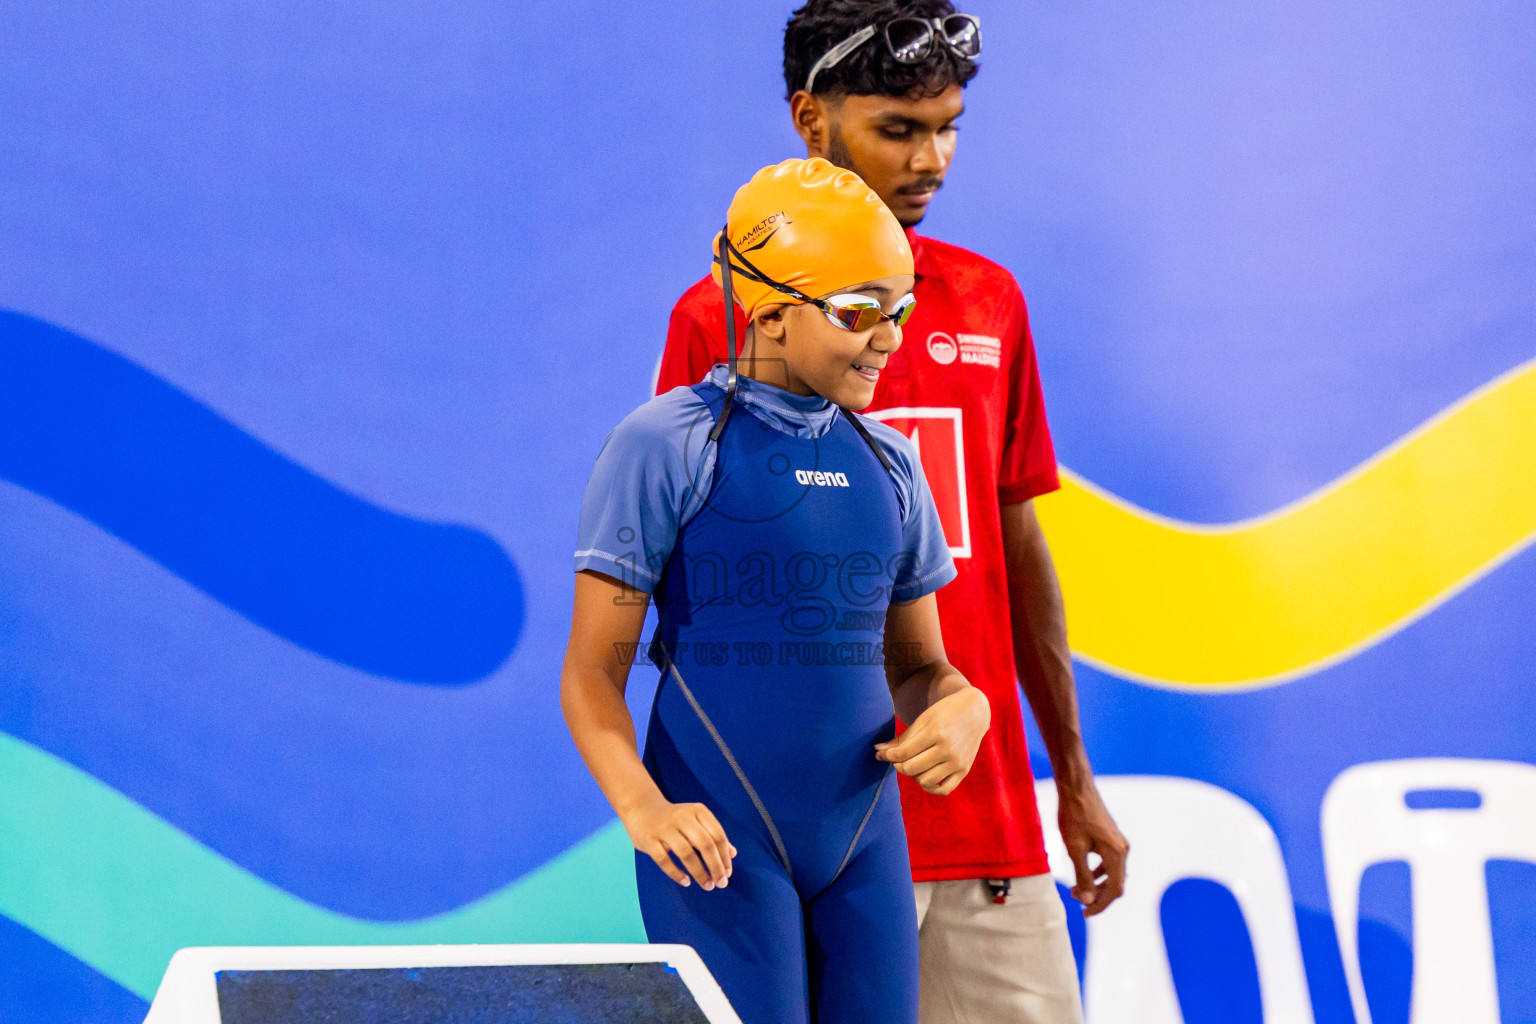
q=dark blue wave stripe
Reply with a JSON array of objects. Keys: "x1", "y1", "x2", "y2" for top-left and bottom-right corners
[
  {"x1": 0, "y1": 914, "x2": 146, "y2": 1024},
  {"x1": 0, "y1": 310, "x2": 521, "y2": 684}
]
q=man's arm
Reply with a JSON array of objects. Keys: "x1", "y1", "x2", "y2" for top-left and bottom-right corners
[{"x1": 1002, "y1": 499, "x2": 1128, "y2": 916}]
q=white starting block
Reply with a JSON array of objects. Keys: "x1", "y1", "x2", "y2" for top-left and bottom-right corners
[{"x1": 143, "y1": 943, "x2": 742, "y2": 1024}]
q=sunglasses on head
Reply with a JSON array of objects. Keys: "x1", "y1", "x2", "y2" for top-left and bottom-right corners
[
  {"x1": 804, "y1": 13, "x2": 983, "y2": 93},
  {"x1": 814, "y1": 291, "x2": 918, "y2": 332}
]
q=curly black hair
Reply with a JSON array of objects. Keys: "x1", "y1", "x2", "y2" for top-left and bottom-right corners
[{"x1": 783, "y1": 0, "x2": 980, "y2": 100}]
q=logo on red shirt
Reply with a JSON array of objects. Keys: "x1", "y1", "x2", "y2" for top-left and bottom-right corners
[
  {"x1": 957, "y1": 334, "x2": 1002, "y2": 369},
  {"x1": 926, "y1": 332, "x2": 958, "y2": 365},
  {"x1": 867, "y1": 407, "x2": 971, "y2": 559}
]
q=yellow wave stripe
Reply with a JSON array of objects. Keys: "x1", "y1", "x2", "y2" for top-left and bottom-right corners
[{"x1": 1035, "y1": 356, "x2": 1536, "y2": 689}]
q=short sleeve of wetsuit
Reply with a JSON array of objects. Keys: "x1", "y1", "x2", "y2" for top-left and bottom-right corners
[
  {"x1": 574, "y1": 387, "x2": 715, "y2": 593},
  {"x1": 860, "y1": 417, "x2": 959, "y2": 603}
]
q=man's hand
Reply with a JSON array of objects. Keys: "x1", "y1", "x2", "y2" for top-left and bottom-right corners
[
  {"x1": 621, "y1": 795, "x2": 736, "y2": 891},
  {"x1": 876, "y1": 686, "x2": 990, "y2": 795},
  {"x1": 1058, "y1": 782, "x2": 1128, "y2": 916}
]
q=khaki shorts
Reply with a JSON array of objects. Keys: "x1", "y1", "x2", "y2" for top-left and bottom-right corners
[{"x1": 914, "y1": 874, "x2": 1085, "y2": 1024}]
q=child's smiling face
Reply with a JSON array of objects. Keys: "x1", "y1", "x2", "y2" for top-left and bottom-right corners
[{"x1": 749, "y1": 273, "x2": 915, "y2": 410}]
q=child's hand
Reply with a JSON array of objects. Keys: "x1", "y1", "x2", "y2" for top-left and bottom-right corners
[
  {"x1": 621, "y1": 796, "x2": 737, "y2": 890},
  {"x1": 875, "y1": 686, "x2": 991, "y2": 795}
]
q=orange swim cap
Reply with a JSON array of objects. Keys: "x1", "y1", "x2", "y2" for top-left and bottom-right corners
[{"x1": 712, "y1": 158, "x2": 913, "y2": 321}]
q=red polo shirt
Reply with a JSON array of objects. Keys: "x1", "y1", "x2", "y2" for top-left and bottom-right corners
[{"x1": 655, "y1": 229, "x2": 1060, "y2": 881}]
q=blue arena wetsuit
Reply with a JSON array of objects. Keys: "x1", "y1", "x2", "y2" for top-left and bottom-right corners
[{"x1": 576, "y1": 366, "x2": 956, "y2": 1024}]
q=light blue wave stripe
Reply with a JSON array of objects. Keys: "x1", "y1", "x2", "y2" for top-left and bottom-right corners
[{"x1": 0, "y1": 732, "x2": 643, "y2": 1000}]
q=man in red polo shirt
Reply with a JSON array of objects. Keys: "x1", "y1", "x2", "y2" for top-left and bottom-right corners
[{"x1": 655, "y1": 3, "x2": 1128, "y2": 1021}]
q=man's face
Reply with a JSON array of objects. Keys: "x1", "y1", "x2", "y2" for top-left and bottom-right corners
[{"x1": 818, "y1": 84, "x2": 965, "y2": 227}]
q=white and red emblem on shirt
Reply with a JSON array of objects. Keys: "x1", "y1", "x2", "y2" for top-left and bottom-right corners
[
  {"x1": 926, "y1": 332, "x2": 959, "y2": 365},
  {"x1": 867, "y1": 408, "x2": 970, "y2": 559}
]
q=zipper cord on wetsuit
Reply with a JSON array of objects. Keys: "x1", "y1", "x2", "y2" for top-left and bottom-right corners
[
  {"x1": 839, "y1": 406, "x2": 896, "y2": 473},
  {"x1": 709, "y1": 227, "x2": 740, "y2": 444}
]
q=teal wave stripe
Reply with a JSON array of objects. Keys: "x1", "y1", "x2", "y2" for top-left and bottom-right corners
[{"x1": 0, "y1": 732, "x2": 644, "y2": 1001}]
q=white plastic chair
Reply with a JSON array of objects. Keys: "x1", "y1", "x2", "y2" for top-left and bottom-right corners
[
  {"x1": 1321, "y1": 758, "x2": 1536, "y2": 1024},
  {"x1": 1037, "y1": 776, "x2": 1315, "y2": 1024}
]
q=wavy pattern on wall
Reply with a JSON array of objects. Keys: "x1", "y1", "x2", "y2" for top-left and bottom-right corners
[
  {"x1": 0, "y1": 311, "x2": 522, "y2": 684},
  {"x1": 6, "y1": 309, "x2": 1532, "y2": 692},
  {"x1": 1039, "y1": 356, "x2": 1536, "y2": 689},
  {"x1": 3, "y1": 337, "x2": 1533, "y2": 1013},
  {"x1": 0, "y1": 733, "x2": 642, "y2": 1001}
]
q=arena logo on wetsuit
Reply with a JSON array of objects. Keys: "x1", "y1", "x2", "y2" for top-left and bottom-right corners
[{"x1": 793, "y1": 469, "x2": 851, "y2": 486}]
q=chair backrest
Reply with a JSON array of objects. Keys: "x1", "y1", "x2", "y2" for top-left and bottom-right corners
[
  {"x1": 1321, "y1": 758, "x2": 1536, "y2": 1024},
  {"x1": 1036, "y1": 776, "x2": 1314, "y2": 1024}
]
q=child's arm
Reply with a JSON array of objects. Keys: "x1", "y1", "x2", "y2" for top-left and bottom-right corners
[
  {"x1": 561, "y1": 569, "x2": 735, "y2": 891},
  {"x1": 876, "y1": 592, "x2": 991, "y2": 796}
]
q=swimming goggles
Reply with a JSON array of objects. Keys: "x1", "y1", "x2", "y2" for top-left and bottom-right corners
[
  {"x1": 804, "y1": 14, "x2": 983, "y2": 94},
  {"x1": 817, "y1": 291, "x2": 917, "y2": 332}
]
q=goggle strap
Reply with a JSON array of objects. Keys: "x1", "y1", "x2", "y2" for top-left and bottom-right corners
[
  {"x1": 719, "y1": 237, "x2": 815, "y2": 304},
  {"x1": 719, "y1": 234, "x2": 914, "y2": 328},
  {"x1": 710, "y1": 255, "x2": 773, "y2": 289}
]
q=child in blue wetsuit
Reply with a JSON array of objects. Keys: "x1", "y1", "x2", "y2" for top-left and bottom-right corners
[{"x1": 561, "y1": 159, "x2": 991, "y2": 1024}]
